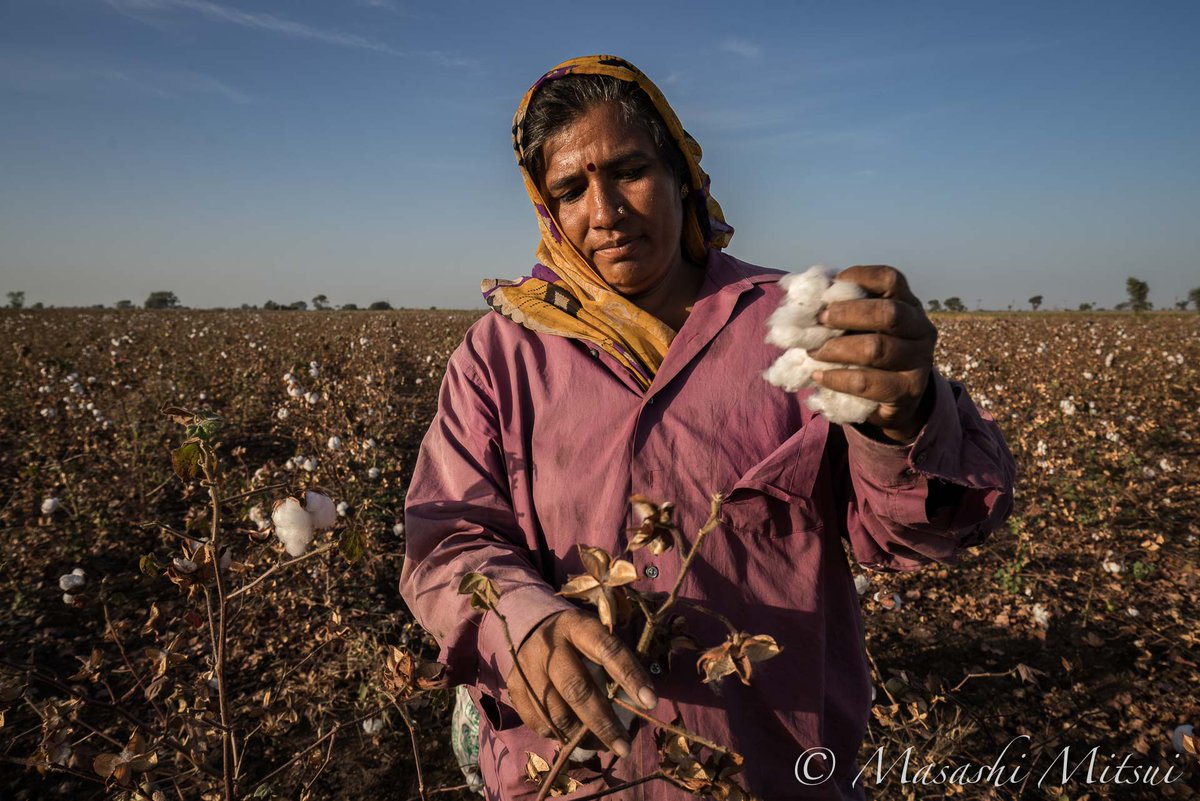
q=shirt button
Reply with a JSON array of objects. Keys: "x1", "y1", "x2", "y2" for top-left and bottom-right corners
[
  {"x1": 588, "y1": 348, "x2": 599, "y2": 358},
  {"x1": 649, "y1": 662, "x2": 663, "y2": 675},
  {"x1": 643, "y1": 564, "x2": 659, "y2": 579}
]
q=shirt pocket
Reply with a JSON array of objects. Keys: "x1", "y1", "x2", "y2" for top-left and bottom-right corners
[{"x1": 721, "y1": 416, "x2": 829, "y2": 539}]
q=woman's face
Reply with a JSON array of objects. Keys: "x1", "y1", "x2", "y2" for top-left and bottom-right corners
[{"x1": 539, "y1": 102, "x2": 686, "y2": 297}]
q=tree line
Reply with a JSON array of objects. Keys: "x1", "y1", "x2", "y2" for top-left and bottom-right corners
[{"x1": 7, "y1": 281, "x2": 1200, "y2": 312}]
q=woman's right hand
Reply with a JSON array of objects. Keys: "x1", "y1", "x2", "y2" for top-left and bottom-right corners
[{"x1": 506, "y1": 609, "x2": 658, "y2": 758}]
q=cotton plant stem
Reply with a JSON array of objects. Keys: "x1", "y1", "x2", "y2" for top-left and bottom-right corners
[
  {"x1": 636, "y1": 493, "x2": 724, "y2": 655},
  {"x1": 534, "y1": 729, "x2": 590, "y2": 801},
  {"x1": 247, "y1": 706, "x2": 387, "y2": 793},
  {"x1": 203, "y1": 451, "x2": 237, "y2": 801},
  {"x1": 226, "y1": 542, "x2": 338, "y2": 601},
  {"x1": 217, "y1": 482, "x2": 288, "y2": 505},
  {"x1": 558, "y1": 771, "x2": 667, "y2": 801},
  {"x1": 394, "y1": 701, "x2": 428, "y2": 801},
  {"x1": 673, "y1": 600, "x2": 739, "y2": 636},
  {"x1": 609, "y1": 697, "x2": 732, "y2": 756}
]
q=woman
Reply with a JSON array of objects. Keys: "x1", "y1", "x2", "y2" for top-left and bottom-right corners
[{"x1": 400, "y1": 55, "x2": 1015, "y2": 800}]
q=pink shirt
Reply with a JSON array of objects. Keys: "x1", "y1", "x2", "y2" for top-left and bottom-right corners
[{"x1": 400, "y1": 250, "x2": 1015, "y2": 800}]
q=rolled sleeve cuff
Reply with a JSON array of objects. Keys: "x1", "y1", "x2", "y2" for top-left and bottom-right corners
[
  {"x1": 476, "y1": 585, "x2": 577, "y2": 710},
  {"x1": 845, "y1": 370, "x2": 962, "y2": 490}
]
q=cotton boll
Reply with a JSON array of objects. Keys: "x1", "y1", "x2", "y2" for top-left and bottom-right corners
[
  {"x1": 301, "y1": 458, "x2": 317, "y2": 472},
  {"x1": 173, "y1": 557, "x2": 198, "y2": 574},
  {"x1": 336, "y1": 501, "x2": 351, "y2": 518},
  {"x1": 392, "y1": 522, "x2": 405, "y2": 537},
  {"x1": 327, "y1": 435, "x2": 342, "y2": 451},
  {"x1": 367, "y1": 467, "x2": 382, "y2": 480},
  {"x1": 272, "y1": 497, "x2": 315, "y2": 557},
  {"x1": 249, "y1": 505, "x2": 271, "y2": 531},
  {"x1": 71, "y1": 567, "x2": 85, "y2": 578},
  {"x1": 304, "y1": 491, "x2": 337, "y2": 529},
  {"x1": 305, "y1": 391, "x2": 320, "y2": 405},
  {"x1": 807, "y1": 384, "x2": 878, "y2": 426},
  {"x1": 41, "y1": 497, "x2": 61, "y2": 515},
  {"x1": 821, "y1": 279, "x2": 867, "y2": 305},
  {"x1": 59, "y1": 573, "x2": 85, "y2": 591},
  {"x1": 853, "y1": 574, "x2": 871, "y2": 596},
  {"x1": 362, "y1": 717, "x2": 385, "y2": 735},
  {"x1": 287, "y1": 384, "x2": 304, "y2": 399},
  {"x1": 762, "y1": 349, "x2": 821, "y2": 393},
  {"x1": 276, "y1": 408, "x2": 289, "y2": 421}
]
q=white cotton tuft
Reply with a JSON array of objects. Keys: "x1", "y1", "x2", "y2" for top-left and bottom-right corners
[
  {"x1": 762, "y1": 266, "x2": 879, "y2": 425},
  {"x1": 273, "y1": 497, "x2": 315, "y2": 557},
  {"x1": 59, "y1": 573, "x2": 86, "y2": 591},
  {"x1": 362, "y1": 717, "x2": 385, "y2": 735},
  {"x1": 71, "y1": 567, "x2": 85, "y2": 577},
  {"x1": 392, "y1": 522, "x2": 405, "y2": 537},
  {"x1": 806, "y1": 385, "x2": 879, "y2": 425},
  {"x1": 327, "y1": 435, "x2": 342, "y2": 451},
  {"x1": 367, "y1": 467, "x2": 382, "y2": 480},
  {"x1": 41, "y1": 497, "x2": 61, "y2": 515},
  {"x1": 853, "y1": 574, "x2": 871, "y2": 596},
  {"x1": 249, "y1": 505, "x2": 271, "y2": 531},
  {"x1": 336, "y1": 501, "x2": 350, "y2": 518},
  {"x1": 821, "y1": 279, "x2": 867, "y2": 305},
  {"x1": 304, "y1": 491, "x2": 338, "y2": 529}
]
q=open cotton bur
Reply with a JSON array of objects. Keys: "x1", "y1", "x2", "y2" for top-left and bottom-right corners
[{"x1": 762, "y1": 266, "x2": 880, "y2": 425}]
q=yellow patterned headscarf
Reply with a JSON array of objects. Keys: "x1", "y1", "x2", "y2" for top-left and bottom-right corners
[{"x1": 481, "y1": 55, "x2": 734, "y2": 391}]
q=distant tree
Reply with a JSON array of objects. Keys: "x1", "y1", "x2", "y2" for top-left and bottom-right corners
[
  {"x1": 312, "y1": 294, "x2": 330, "y2": 310},
  {"x1": 1189, "y1": 287, "x2": 1200, "y2": 312},
  {"x1": 115, "y1": 299, "x2": 134, "y2": 310},
  {"x1": 1115, "y1": 301, "x2": 1130, "y2": 311},
  {"x1": 263, "y1": 300, "x2": 282, "y2": 311},
  {"x1": 7, "y1": 291, "x2": 25, "y2": 309},
  {"x1": 1078, "y1": 302, "x2": 1093, "y2": 311},
  {"x1": 288, "y1": 300, "x2": 308, "y2": 311},
  {"x1": 943, "y1": 297, "x2": 966, "y2": 312},
  {"x1": 144, "y1": 291, "x2": 180, "y2": 309},
  {"x1": 30, "y1": 302, "x2": 44, "y2": 310},
  {"x1": 926, "y1": 299, "x2": 942, "y2": 312},
  {"x1": 368, "y1": 301, "x2": 393, "y2": 311},
  {"x1": 1125, "y1": 277, "x2": 1151, "y2": 312},
  {"x1": 340, "y1": 303, "x2": 359, "y2": 311},
  {"x1": 1028, "y1": 295, "x2": 1043, "y2": 311},
  {"x1": 1175, "y1": 299, "x2": 1189, "y2": 311}
]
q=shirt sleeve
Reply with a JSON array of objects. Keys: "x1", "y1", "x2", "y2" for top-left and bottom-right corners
[
  {"x1": 830, "y1": 370, "x2": 1016, "y2": 571},
  {"x1": 399, "y1": 343, "x2": 576, "y2": 719}
]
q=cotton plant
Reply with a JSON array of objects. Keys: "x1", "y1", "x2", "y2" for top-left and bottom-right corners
[
  {"x1": 761, "y1": 266, "x2": 879, "y2": 425},
  {"x1": 271, "y1": 489, "x2": 338, "y2": 557}
]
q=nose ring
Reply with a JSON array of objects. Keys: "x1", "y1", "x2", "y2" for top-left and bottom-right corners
[{"x1": 617, "y1": 204, "x2": 626, "y2": 216}]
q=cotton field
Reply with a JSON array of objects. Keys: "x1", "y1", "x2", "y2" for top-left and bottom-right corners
[{"x1": 0, "y1": 309, "x2": 1197, "y2": 800}]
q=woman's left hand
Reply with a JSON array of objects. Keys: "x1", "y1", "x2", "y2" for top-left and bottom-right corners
[{"x1": 807, "y1": 265, "x2": 938, "y2": 443}]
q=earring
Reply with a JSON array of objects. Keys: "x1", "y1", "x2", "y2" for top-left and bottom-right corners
[{"x1": 680, "y1": 184, "x2": 690, "y2": 198}]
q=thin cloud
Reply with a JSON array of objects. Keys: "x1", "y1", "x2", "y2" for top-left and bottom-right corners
[
  {"x1": 1, "y1": 50, "x2": 251, "y2": 103},
  {"x1": 719, "y1": 37, "x2": 762, "y2": 59},
  {"x1": 357, "y1": 0, "x2": 400, "y2": 10},
  {"x1": 105, "y1": 0, "x2": 399, "y2": 54}
]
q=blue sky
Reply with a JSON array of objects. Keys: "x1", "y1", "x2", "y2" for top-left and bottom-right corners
[{"x1": 2, "y1": 0, "x2": 1198, "y2": 310}]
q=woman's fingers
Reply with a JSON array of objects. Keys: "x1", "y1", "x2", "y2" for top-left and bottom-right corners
[
  {"x1": 809, "y1": 332, "x2": 932, "y2": 371},
  {"x1": 547, "y1": 645, "x2": 631, "y2": 757},
  {"x1": 816, "y1": 298, "x2": 932, "y2": 339},
  {"x1": 834, "y1": 265, "x2": 921, "y2": 307},
  {"x1": 811, "y1": 366, "x2": 926, "y2": 405},
  {"x1": 568, "y1": 618, "x2": 658, "y2": 711}
]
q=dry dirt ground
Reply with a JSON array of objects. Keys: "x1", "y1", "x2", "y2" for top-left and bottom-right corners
[{"x1": 1, "y1": 309, "x2": 1196, "y2": 800}]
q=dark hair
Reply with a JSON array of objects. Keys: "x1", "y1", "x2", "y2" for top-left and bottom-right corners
[{"x1": 521, "y1": 73, "x2": 688, "y2": 190}]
